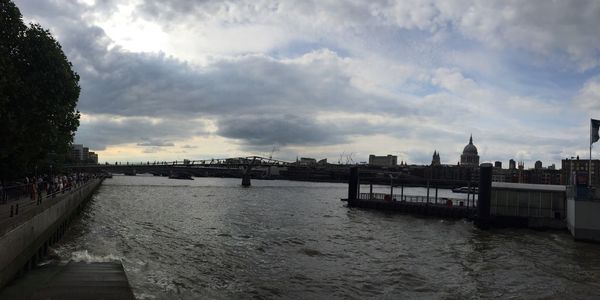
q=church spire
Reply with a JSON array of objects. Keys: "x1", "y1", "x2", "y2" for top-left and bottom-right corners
[{"x1": 469, "y1": 134, "x2": 473, "y2": 144}]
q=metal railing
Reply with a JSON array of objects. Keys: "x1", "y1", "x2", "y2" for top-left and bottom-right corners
[
  {"x1": 0, "y1": 177, "x2": 100, "y2": 234},
  {"x1": 358, "y1": 192, "x2": 477, "y2": 208},
  {"x1": 65, "y1": 156, "x2": 293, "y2": 169}
]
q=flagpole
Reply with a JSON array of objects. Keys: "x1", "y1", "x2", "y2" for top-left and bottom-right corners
[{"x1": 590, "y1": 120, "x2": 593, "y2": 187}]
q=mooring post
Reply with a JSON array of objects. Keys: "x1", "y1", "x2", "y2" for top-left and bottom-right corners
[
  {"x1": 369, "y1": 184, "x2": 373, "y2": 200},
  {"x1": 467, "y1": 180, "x2": 471, "y2": 206},
  {"x1": 426, "y1": 180, "x2": 430, "y2": 203},
  {"x1": 477, "y1": 163, "x2": 493, "y2": 229},
  {"x1": 348, "y1": 167, "x2": 359, "y2": 202},
  {"x1": 435, "y1": 186, "x2": 438, "y2": 204},
  {"x1": 389, "y1": 175, "x2": 394, "y2": 198},
  {"x1": 401, "y1": 184, "x2": 404, "y2": 201}
]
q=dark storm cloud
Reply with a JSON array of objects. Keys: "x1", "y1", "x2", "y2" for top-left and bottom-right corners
[
  {"x1": 75, "y1": 116, "x2": 205, "y2": 150},
  {"x1": 71, "y1": 48, "x2": 380, "y2": 119},
  {"x1": 217, "y1": 115, "x2": 347, "y2": 146}
]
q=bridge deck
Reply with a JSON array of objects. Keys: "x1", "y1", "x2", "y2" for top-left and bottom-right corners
[{"x1": 31, "y1": 262, "x2": 134, "y2": 300}]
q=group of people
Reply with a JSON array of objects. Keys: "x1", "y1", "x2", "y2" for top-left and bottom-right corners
[{"x1": 1, "y1": 172, "x2": 98, "y2": 205}]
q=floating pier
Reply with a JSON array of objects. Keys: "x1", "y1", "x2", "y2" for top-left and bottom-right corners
[
  {"x1": 343, "y1": 195, "x2": 475, "y2": 218},
  {"x1": 342, "y1": 166, "x2": 478, "y2": 219},
  {"x1": 342, "y1": 164, "x2": 569, "y2": 230}
]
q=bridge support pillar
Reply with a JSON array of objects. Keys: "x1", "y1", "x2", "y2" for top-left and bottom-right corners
[
  {"x1": 242, "y1": 174, "x2": 251, "y2": 187},
  {"x1": 242, "y1": 166, "x2": 252, "y2": 187}
]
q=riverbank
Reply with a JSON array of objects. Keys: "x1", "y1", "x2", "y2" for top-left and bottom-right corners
[{"x1": 0, "y1": 178, "x2": 104, "y2": 288}]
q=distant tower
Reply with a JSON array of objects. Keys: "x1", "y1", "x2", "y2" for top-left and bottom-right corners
[
  {"x1": 518, "y1": 161, "x2": 525, "y2": 183},
  {"x1": 494, "y1": 161, "x2": 502, "y2": 168},
  {"x1": 534, "y1": 160, "x2": 543, "y2": 169},
  {"x1": 460, "y1": 134, "x2": 480, "y2": 167},
  {"x1": 509, "y1": 159, "x2": 516, "y2": 170},
  {"x1": 431, "y1": 151, "x2": 441, "y2": 166}
]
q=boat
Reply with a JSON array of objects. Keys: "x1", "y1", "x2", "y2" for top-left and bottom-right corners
[
  {"x1": 168, "y1": 173, "x2": 193, "y2": 180},
  {"x1": 452, "y1": 186, "x2": 478, "y2": 194}
]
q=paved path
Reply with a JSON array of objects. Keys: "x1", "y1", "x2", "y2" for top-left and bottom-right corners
[{"x1": 0, "y1": 184, "x2": 87, "y2": 236}]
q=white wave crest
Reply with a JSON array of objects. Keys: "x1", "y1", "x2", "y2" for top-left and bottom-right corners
[{"x1": 70, "y1": 250, "x2": 122, "y2": 263}]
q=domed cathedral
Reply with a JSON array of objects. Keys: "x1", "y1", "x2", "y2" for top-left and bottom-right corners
[{"x1": 460, "y1": 135, "x2": 479, "y2": 167}]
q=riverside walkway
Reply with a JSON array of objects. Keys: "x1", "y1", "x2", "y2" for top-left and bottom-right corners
[
  {"x1": 0, "y1": 176, "x2": 135, "y2": 299},
  {"x1": 0, "y1": 182, "x2": 91, "y2": 236}
]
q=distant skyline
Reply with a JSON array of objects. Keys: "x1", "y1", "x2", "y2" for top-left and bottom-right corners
[{"x1": 14, "y1": 0, "x2": 600, "y2": 166}]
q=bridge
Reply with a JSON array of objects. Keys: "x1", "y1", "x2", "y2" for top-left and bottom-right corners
[
  {"x1": 65, "y1": 156, "x2": 292, "y2": 186},
  {"x1": 66, "y1": 155, "x2": 483, "y2": 188}
]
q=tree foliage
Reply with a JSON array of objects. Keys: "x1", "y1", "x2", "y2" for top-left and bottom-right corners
[{"x1": 0, "y1": 0, "x2": 80, "y2": 180}]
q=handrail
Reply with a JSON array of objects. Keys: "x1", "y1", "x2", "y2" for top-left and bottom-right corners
[
  {"x1": 357, "y1": 192, "x2": 477, "y2": 207},
  {"x1": 0, "y1": 178, "x2": 101, "y2": 235}
]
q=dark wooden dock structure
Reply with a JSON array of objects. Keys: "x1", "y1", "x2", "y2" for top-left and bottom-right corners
[
  {"x1": 342, "y1": 166, "x2": 481, "y2": 219},
  {"x1": 31, "y1": 262, "x2": 135, "y2": 300},
  {"x1": 342, "y1": 194, "x2": 476, "y2": 218}
]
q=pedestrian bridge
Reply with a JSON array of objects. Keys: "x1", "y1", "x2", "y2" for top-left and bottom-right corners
[{"x1": 65, "y1": 156, "x2": 292, "y2": 186}]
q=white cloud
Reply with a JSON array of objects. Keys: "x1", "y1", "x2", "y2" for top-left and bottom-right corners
[
  {"x1": 431, "y1": 68, "x2": 478, "y2": 94},
  {"x1": 575, "y1": 76, "x2": 600, "y2": 112}
]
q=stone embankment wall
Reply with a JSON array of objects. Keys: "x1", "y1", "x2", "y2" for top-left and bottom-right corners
[{"x1": 0, "y1": 179, "x2": 103, "y2": 288}]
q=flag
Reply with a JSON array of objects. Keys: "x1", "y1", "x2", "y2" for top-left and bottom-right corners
[{"x1": 592, "y1": 119, "x2": 600, "y2": 145}]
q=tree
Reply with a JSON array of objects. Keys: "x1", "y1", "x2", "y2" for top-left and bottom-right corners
[{"x1": 0, "y1": 0, "x2": 80, "y2": 180}]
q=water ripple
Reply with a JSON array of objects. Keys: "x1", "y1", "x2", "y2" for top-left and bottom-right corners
[{"x1": 38, "y1": 176, "x2": 600, "y2": 299}]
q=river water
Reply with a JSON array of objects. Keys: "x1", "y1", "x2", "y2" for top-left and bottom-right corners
[{"x1": 7, "y1": 175, "x2": 600, "y2": 299}]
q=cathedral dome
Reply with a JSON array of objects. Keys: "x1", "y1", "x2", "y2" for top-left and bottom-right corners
[
  {"x1": 460, "y1": 135, "x2": 480, "y2": 167},
  {"x1": 462, "y1": 135, "x2": 478, "y2": 155}
]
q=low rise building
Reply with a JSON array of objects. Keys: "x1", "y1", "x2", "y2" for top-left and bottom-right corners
[
  {"x1": 298, "y1": 157, "x2": 317, "y2": 166},
  {"x1": 70, "y1": 144, "x2": 83, "y2": 161},
  {"x1": 88, "y1": 152, "x2": 98, "y2": 164},
  {"x1": 562, "y1": 158, "x2": 600, "y2": 186},
  {"x1": 368, "y1": 154, "x2": 397, "y2": 167},
  {"x1": 69, "y1": 144, "x2": 99, "y2": 164}
]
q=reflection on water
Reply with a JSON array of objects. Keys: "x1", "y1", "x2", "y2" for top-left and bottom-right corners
[{"x1": 19, "y1": 176, "x2": 600, "y2": 298}]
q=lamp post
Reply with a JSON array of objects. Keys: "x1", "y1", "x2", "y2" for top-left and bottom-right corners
[{"x1": 569, "y1": 157, "x2": 576, "y2": 186}]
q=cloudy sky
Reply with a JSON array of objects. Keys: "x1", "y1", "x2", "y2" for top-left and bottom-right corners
[{"x1": 14, "y1": 0, "x2": 600, "y2": 167}]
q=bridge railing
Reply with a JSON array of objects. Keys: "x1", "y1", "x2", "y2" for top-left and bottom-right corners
[{"x1": 65, "y1": 156, "x2": 293, "y2": 169}]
